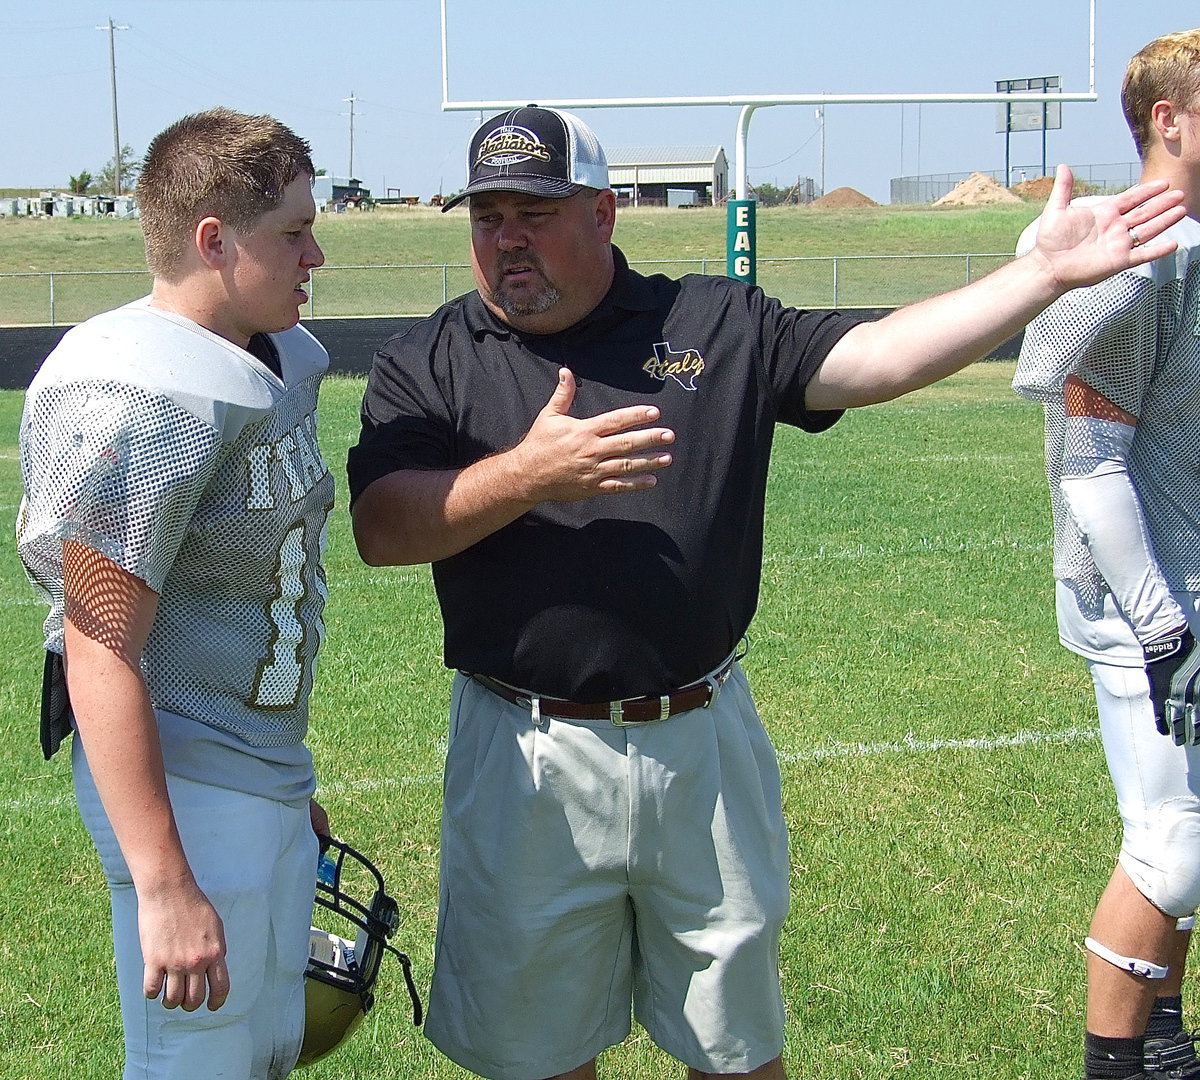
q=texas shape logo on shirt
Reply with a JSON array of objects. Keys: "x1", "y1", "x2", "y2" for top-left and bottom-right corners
[{"x1": 643, "y1": 341, "x2": 705, "y2": 391}]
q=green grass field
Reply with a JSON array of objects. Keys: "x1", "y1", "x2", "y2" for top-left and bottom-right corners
[
  {"x1": 0, "y1": 203, "x2": 1045, "y2": 272},
  {"x1": 0, "y1": 364, "x2": 1128, "y2": 1080}
]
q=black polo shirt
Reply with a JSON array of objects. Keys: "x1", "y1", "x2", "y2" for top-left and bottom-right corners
[{"x1": 349, "y1": 247, "x2": 865, "y2": 701}]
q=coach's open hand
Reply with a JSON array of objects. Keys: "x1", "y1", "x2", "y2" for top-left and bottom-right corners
[
  {"x1": 352, "y1": 368, "x2": 674, "y2": 567},
  {"x1": 1030, "y1": 164, "x2": 1186, "y2": 291},
  {"x1": 511, "y1": 368, "x2": 674, "y2": 502}
]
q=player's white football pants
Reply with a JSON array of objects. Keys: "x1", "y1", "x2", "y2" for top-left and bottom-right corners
[
  {"x1": 1092, "y1": 659, "x2": 1200, "y2": 917},
  {"x1": 72, "y1": 738, "x2": 317, "y2": 1080}
]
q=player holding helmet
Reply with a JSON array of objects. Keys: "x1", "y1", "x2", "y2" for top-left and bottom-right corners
[
  {"x1": 1014, "y1": 27, "x2": 1200, "y2": 1080},
  {"x1": 17, "y1": 107, "x2": 332, "y2": 1078}
]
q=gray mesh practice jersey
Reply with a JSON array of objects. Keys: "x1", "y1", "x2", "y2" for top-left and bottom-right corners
[
  {"x1": 17, "y1": 300, "x2": 334, "y2": 748},
  {"x1": 1014, "y1": 210, "x2": 1200, "y2": 633}
]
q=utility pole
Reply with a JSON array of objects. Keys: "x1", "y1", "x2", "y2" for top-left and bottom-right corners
[
  {"x1": 97, "y1": 17, "x2": 130, "y2": 195},
  {"x1": 344, "y1": 92, "x2": 360, "y2": 179}
]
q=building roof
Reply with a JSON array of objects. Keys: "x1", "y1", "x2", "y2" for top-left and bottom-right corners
[{"x1": 606, "y1": 146, "x2": 726, "y2": 167}]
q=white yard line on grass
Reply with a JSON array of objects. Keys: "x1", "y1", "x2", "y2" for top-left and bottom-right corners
[
  {"x1": 4, "y1": 727, "x2": 1096, "y2": 812},
  {"x1": 318, "y1": 772, "x2": 444, "y2": 794},
  {"x1": 775, "y1": 725, "x2": 1094, "y2": 764},
  {"x1": 766, "y1": 537, "x2": 1053, "y2": 564}
]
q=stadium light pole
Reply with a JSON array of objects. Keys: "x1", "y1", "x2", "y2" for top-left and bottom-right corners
[{"x1": 97, "y1": 17, "x2": 130, "y2": 196}]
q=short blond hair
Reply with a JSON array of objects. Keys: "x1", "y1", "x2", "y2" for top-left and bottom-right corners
[
  {"x1": 1122, "y1": 29, "x2": 1200, "y2": 160},
  {"x1": 136, "y1": 107, "x2": 315, "y2": 279}
]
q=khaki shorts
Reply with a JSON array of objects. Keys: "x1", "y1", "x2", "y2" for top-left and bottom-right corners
[{"x1": 424, "y1": 665, "x2": 790, "y2": 1080}]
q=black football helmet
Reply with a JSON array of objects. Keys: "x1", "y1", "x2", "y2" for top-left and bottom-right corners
[{"x1": 296, "y1": 836, "x2": 422, "y2": 1068}]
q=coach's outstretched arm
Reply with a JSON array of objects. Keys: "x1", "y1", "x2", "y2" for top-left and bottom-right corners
[{"x1": 804, "y1": 166, "x2": 1186, "y2": 412}]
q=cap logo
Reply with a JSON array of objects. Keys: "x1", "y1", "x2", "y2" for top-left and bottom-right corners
[{"x1": 476, "y1": 126, "x2": 552, "y2": 168}]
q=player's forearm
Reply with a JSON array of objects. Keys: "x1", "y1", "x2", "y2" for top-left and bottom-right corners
[
  {"x1": 352, "y1": 453, "x2": 538, "y2": 566},
  {"x1": 65, "y1": 626, "x2": 198, "y2": 898},
  {"x1": 807, "y1": 254, "x2": 1064, "y2": 411},
  {"x1": 1059, "y1": 417, "x2": 1186, "y2": 642}
]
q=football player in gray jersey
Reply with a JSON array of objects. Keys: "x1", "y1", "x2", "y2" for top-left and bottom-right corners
[
  {"x1": 17, "y1": 108, "x2": 332, "y2": 1079},
  {"x1": 1014, "y1": 29, "x2": 1200, "y2": 1080}
]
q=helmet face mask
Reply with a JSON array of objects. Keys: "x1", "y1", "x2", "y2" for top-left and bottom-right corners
[{"x1": 296, "y1": 837, "x2": 422, "y2": 1069}]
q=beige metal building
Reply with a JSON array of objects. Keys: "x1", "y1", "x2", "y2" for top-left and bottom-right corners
[{"x1": 607, "y1": 146, "x2": 729, "y2": 207}]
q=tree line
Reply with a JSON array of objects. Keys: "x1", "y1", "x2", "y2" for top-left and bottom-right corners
[{"x1": 68, "y1": 145, "x2": 140, "y2": 197}]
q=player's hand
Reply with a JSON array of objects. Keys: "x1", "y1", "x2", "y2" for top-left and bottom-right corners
[
  {"x1": 514, "y1": 368, "x2": 674, "y2": 501},
  {"x1": 137, "y1": 882, "x2": 229, "y2": 1011},
  {"x1": 1031, "y1": 165, "x2": 1186, "y2": 292},
  {"x1": 310, "y1": 797, "x2": 331, "y2": 840},
  {"x1": 1143, "y1": 627, "x2": 1200, "y2": 745}
]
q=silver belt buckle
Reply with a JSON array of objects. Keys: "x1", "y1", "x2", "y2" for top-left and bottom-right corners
[{"x1": 610, "y1": 694, "x2": 672, "y2": 726}]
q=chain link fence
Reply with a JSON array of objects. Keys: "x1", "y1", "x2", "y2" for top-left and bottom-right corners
[
  {"x1": 890, "y1": 162, "x2": 1144, "y2": 204},
  {"x1": 0, "y1": 253, "x2": 1016, "y2": 328}
]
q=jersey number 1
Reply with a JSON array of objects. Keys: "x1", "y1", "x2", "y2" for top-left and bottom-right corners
[{"x1": 251, "y1": 519, "x2": 326, "y2": 709}]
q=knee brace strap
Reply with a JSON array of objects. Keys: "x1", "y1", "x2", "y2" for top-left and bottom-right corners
[{"x1": 1085, "y1": 936, "x2": 1169, "y2": 979}]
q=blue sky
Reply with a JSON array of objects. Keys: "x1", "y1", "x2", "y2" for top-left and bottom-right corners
[{"x1": 1, "y1": 1, "x2": 1196, "y2": 205}]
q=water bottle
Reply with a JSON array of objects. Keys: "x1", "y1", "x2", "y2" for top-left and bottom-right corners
[{"x1": 316, "y1": 847, "x2": 337, "y2": 888}]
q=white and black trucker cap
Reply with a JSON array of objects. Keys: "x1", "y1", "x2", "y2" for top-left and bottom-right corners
[{"x1": 441, "y1": 105, "x2": 610, "y2": 212}]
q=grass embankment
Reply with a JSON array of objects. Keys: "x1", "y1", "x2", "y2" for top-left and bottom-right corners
[{"x1": 0, "y1": 201, "x2": 1045, "y2": 273}]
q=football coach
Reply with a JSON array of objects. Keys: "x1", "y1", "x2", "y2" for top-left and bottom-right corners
[{"x1": 347, "y1": 106, "x2": 1184, "y2": 1080}]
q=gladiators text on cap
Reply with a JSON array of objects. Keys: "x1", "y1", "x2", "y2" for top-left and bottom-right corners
[{"x1": 441, "y1": 105, "x2": 610, "y2": 212}]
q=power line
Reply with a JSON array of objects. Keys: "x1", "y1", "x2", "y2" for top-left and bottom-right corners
[{"x1": 750, "y1": 121, "x2": 822, "y2": 170}]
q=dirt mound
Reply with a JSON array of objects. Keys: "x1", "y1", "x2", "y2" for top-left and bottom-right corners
[
  {"x1": 809, "y1": 186, "x2": 879, "y2": 209},
  {"x1": 1011, "y1": 175, "x2": 1057, "y2": 201},
  {"x1": 934, "y1": 172, "x2": 1023, "y2": 207}
]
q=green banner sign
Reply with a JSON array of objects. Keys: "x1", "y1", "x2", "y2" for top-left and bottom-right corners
[{"x1": 726, "y1": 199, "x2": 756, "y2": 284}]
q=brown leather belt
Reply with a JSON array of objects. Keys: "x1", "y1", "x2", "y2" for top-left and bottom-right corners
[{"x1": 468, "y1": 658, "x2": 737, "y2": 727}]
